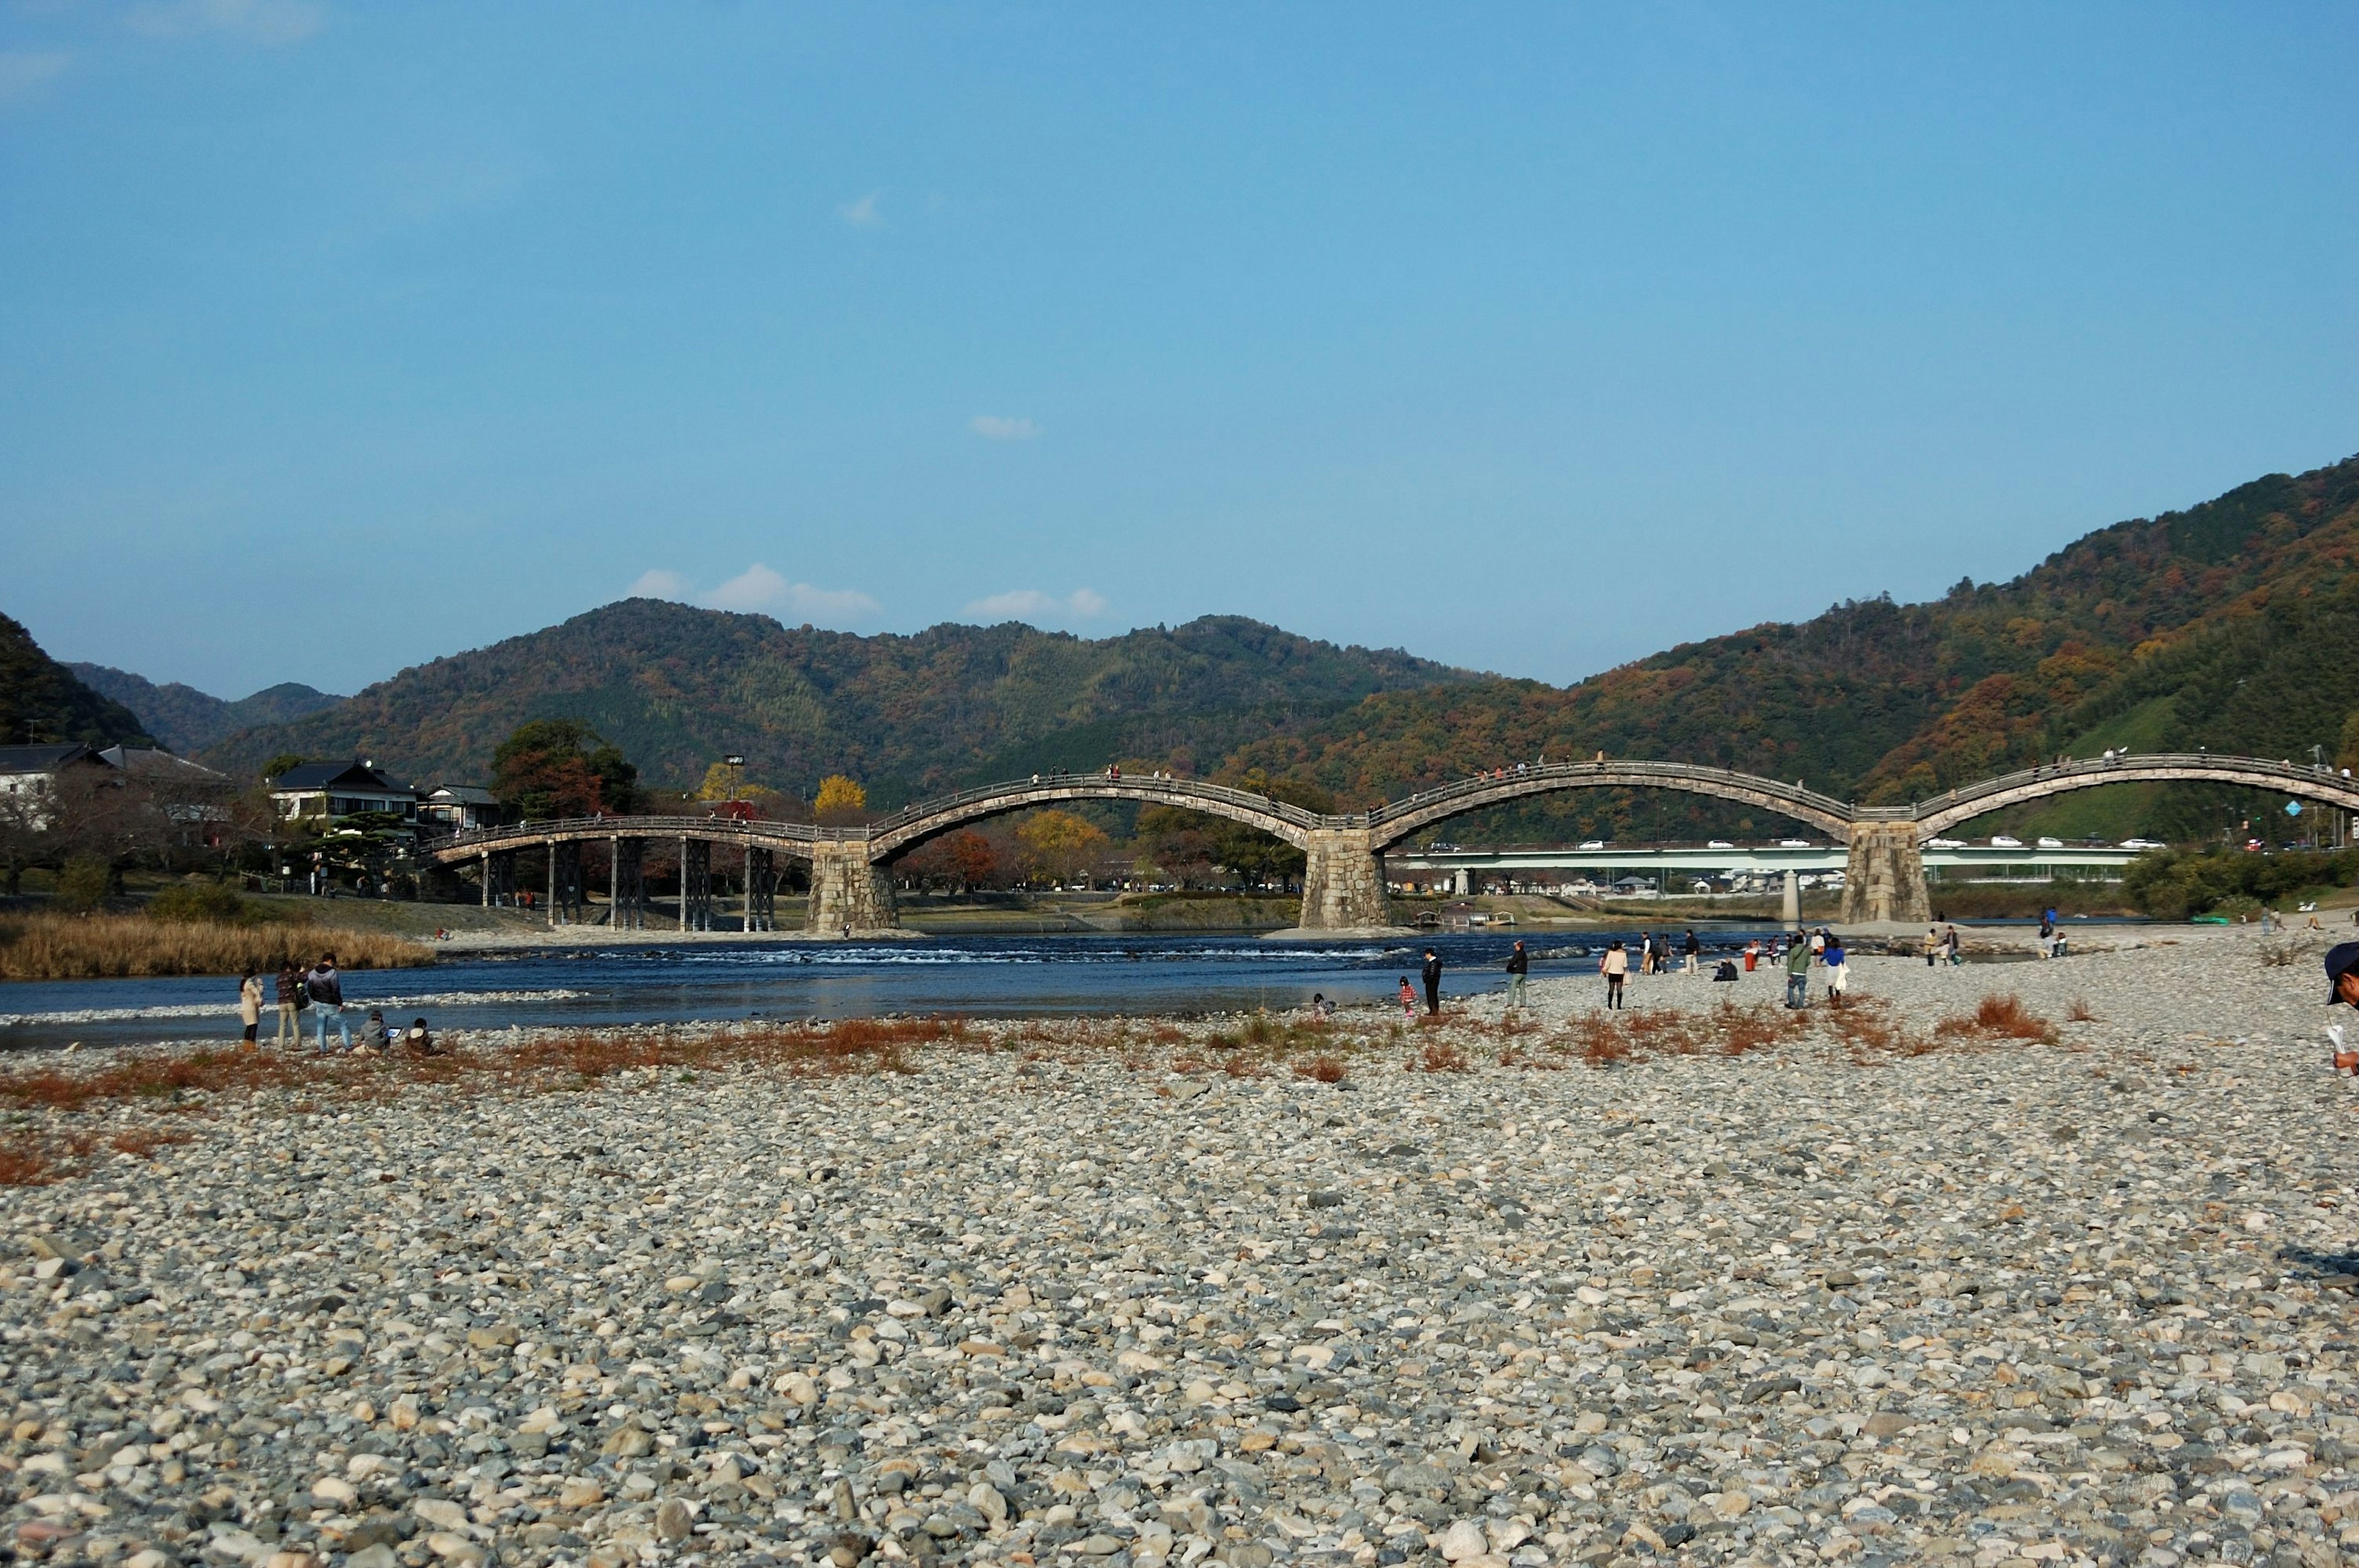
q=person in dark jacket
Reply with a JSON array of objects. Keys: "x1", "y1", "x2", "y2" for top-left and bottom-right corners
[
  {"x1": 1420, "y1": 949, "x2": 1442, "y2": 1016},
  {"x1": 1505, "y1": 940, "x2": 1528, "y2": 1010},
  {"x1": 1681, "y1": 929, "x2": 1701, "y2": 975},
  {"x1": 273, "y1": 962, "x2": 303, "y2": 1049},
  {"x1": 307, "y1": 952, "x2": 350, "y2": 1054}
]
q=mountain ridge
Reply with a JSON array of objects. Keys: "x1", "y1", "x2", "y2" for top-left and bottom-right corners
[{"x1": 66, "y1": 665, "x2": 345, "y2": 756}]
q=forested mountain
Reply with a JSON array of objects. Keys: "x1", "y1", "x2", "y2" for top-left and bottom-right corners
[
  {"x1": 67, "y1": 664, "x2": 343, "y2": 755},
  {"x1": 1224, "y1": 453, "x2": 2359, "y2": 838},
  {"x1": 29, "y1": 450, "x2": 2359, "y2": 843},
  {"x1": 201, "y1": 603, "x2": 1468, "y2": 801},
  {"x1": 0, "y1": 615, "x2": 154, "y2": 748}
]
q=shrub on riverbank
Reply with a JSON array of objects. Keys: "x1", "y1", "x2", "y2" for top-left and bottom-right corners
[{"x1": 0, "y1": 914, "x2": 432, "y2": 980}]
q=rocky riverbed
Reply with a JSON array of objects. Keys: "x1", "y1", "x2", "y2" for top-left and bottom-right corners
[{"x1": 1, "y1": 928, "x2": 2355, "y2": 1568}]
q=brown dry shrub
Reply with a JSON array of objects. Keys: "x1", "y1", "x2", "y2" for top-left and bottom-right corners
[
  {"x1": 1418, "y1": 1040, "x2": 1469, "y2": 1073},
  {"x1": 1296, "y1": 1056, "x2": 1346, "y2": 1084},
  {"x1": 1935, "y1": 993, "x2": 2060, "y2": 1045},
  {"x1": 1221, "y1": 1054, "x2": 1266, "y2": 1078},
  {"x1": 2065, "y1": 997, "x2": 2098, "y2": 1023},
  {"x1": 0, "y1": 1143, "x2": 57, "y2": 1186}
]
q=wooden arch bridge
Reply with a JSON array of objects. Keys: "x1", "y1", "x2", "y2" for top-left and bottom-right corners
[{"x1": 423, "y1": 753, "x2": 2359, "y2": 935}]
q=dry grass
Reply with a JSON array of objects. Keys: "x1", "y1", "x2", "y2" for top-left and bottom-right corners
[
  {"x1": 0, "y1": 913, "x2": 431, "y2": 980},
  {"x1": 2065, "y1": 996, "x2": 2098, "y2": 1023},
  {"x1": 1294, "y1": 1055, "x2": 1347, "y2": 1083},
  {"x1": 0, "y1": 1015, "x2": 971, "y2": 1184}
]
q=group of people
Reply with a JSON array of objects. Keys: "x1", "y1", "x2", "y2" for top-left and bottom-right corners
[
  {"x1": 233, "y1": 953, "x2": 443, "y2": 1056},
  {"x1": 1924, "y1": 924, "x2": 1966, "y2": 965}
]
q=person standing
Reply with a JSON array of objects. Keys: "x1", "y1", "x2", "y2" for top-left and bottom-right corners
[
  {"x1": 1420, "y1": 948, "x2": 1443, "y2": 1016},
  {"x1": 1505, "y1": 940, "x2": 1529, "y2": 1010},
  {"x1": 307, "y1": 952, "x2": 351, "y2": 1053},
  {"x1": 1783, "y1": 935, "x2": 1811, "y2": 1008},
  {"x1": 1681, "y1": 929, "x2": 1701, "y2": 975},
  {"x1": 1600, "y1": 939, "x2": 1629, "y2": 1010},
  {"x1": 1823, "y1": 935, "x2": 1850, "y2": 1008},
  {"x1": 273, "y1": 961, "x2": 303, "y2": 1048},
  {"x1": 1743, "y1": 939, "x2": 1759, "y2": 973},
  {"x1": 1925, "y1": 926, "x2": 1942, "y2": 967},
  {"x1": 237, "y1": 969, "x2": 262, "y2": 1050}
]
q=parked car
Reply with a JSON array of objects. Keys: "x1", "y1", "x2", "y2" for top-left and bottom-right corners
[{"x1": 1990, "y1": 835, "x2": 2024, "y2": 848}]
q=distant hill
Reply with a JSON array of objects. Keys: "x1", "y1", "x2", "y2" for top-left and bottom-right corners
[
  {"x1": 1230, "y1": 453, "x2": 2359, "y2": 841},
  {"x1": 201, "y1": 604, "x2": 1470, "y2": 801},
  {"x1": 68, "y1": 664, "x2": 344, "y2": 755},
  {"x1": 0, "y1": 614, "x2": 154, "y2": 749}
]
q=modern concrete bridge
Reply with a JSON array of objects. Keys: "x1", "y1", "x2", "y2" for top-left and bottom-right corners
[{"x1": 422, "y1": 754, "x2": 2359, "y2": 935}]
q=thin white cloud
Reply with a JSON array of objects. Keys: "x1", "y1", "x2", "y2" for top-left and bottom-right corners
[
  {"x1": 703, "y1": 564, "x2": 881, "y2": 626},
  {"x1": 970, "y1": 415, "x2": 1038, "y2": 441},
  {"x1": 0, "y1": 51, "x2": 69, "y2": 102},
  {"x1": 963, "y1": 588, "x2": 1109, "y2": 623},
  {"x1": 127, "y1": 0, "x2": 324, "y2": 44},
  {"x1": 627, "y1": 569, "x2": 691, "y2": 601},
  {"x1": 839, "y1": 190, "x2": 883, "y2": 228}
]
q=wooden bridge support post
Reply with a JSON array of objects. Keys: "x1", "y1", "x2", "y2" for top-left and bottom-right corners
[
  {"x1": 609, "y1": 837, "x2": 646, "y2": 929},
  {"x1": 483, "y1": 850, "x2": 516, "y2": 909},
  {"x1": 1298, "y1": 828, "x2": 1393, "y2": 930},
  {"x1": 480, "y1": 851, "x2": 490, "y2": 908},
  {"x1": 805, "y1": 840, "x2": 896, "y2": 935},
  {"x1": 680, "y1": 838, "x2": 713, "y2": 932},
  {"x1": 552, "y1": 841, "x2": 583, "y2": 926},
  {"x1": 746, "y1": 847, "x2": 777, "y2": 933},
  {"x1": 1841, "y1": 821, "x2": 1930, "y2": 926}
]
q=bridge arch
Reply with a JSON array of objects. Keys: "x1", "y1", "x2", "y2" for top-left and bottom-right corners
[
  {"x1": 1362, "y1": 761, "x2": 1855, "y2": 850},
  {"x1": 1912, "y1": 755, "x2": 2359, "y2": 838},
  {"x1": 864, "y1": 776, "x2": 1318, "y2": 861}
]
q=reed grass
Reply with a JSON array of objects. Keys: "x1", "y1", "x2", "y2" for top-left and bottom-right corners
[{"x1": 0, "y1": 913, "x2": 432, "y2": 981}]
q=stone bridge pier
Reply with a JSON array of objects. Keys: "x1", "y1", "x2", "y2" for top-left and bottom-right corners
[
  {"x1": 1295, "y1": 828, "x2": 1404, "y2": 932},
  {"x1": 805, "y1": 841, "x2": 900, "y2": 936},
  {"x1": 1841, "y1": 819, "x2": 1930, "y2": 926}
]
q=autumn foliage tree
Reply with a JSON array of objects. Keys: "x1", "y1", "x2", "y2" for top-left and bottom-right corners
[
  {"x1": 1015, "y1": 809, "x2": 1109, "y2": 886},
  {"x1": 491, "y1": 720, "x2": 641, "y2": 821},
  {"x1": 813, "y1": 774, "x2": 869, "y2": 825}
]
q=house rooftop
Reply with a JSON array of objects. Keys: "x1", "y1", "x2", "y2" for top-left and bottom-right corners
[{"x1": 0, "y1": 744, "x2": 96, "y2": 776}]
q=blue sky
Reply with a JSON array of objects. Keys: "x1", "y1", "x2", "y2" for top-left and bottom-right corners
[{"x1": 4, "y1": 2, "x2": 2356, "y2": 700}]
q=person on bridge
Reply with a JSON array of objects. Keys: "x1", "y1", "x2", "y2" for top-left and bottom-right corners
[
  {"x1": 1420, "y1": 949, "x2": 1442, "y2": 1016},
  {"x1": 1783, "y1": 937, "x2": 1811, "y2": 1008},
  {"x1": 1505, "y1": 940, "x2": 1528, "y2": 1010},
  {"x1": 1600, "y1": 940, "x2": 1628, "y2": 1009}
]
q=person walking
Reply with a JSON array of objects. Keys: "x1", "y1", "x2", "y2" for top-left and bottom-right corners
[
  {"x1": 307, "y1": 952, "x2": 351, "y2": 1053},
  {"x1": 1681, "y1": 929, "x2": 1701, "y2": 975},
  {"x1": 1420, "y1": 949, "x2": 1443, "y2": 1016},
  {"x1": 1600, "y1": 939, "x2": 1629, "y2": 1010},
  {"x1": 1823, "y1": 934, "x2": 1850, "y2": 1008},
  {"x1": 1505, "y1": 940, "x2": 1529, "y2": 1010},
  {"x1": 237, "y1": 969, "x2": 262, "y2": 1050},
  {"x1": 273, "y1": 961, "x2": 303, "y2": 1048},
  {"x1": 1783, "y1": 935, "x2": 1811, "y2": 1008}
]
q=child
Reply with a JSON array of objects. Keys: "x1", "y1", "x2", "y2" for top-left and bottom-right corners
[
  {"x1": 404, "y1": 1017, "x2": 444, "y2": 1056},
  {"x1": 1398, "y1": 977, "x2": 1416, "y2": 1019},
  {"x1": 355, "y1": 1008, "x2": 391, "y2": 1054}
]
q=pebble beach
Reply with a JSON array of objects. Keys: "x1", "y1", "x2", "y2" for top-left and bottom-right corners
[{"x1": 2, "y1": 927, "x2": 2355, "y2": 1568}]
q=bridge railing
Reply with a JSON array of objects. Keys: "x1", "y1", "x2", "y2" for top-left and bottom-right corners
[
  {"x1": 1361, "y1": 760, "x2": 1856, "y2": 830},
  {"x1": 864, "y1": 775, "x2": 1328, "y2": 837},
  {"x1": 432, "y1": 814, "x2": 838, "y2": 854},
  {"x1": 1914, "y1": 753, "x2": 2353, "y2": 818}
]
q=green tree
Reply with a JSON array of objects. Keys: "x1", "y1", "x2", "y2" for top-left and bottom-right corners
[
  {"x1": 260, "y1": 753, "x2": 311, "y2": 784},
  {"x1": 491, "y1": 720, "x2": 641, "y2": 821}
]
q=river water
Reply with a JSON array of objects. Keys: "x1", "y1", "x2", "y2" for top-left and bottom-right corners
[{"x1": 0, "y1": 929, "x2": 1807, "y2": 1051}]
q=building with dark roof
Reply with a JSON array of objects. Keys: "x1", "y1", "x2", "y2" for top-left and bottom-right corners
[{"x1": 267, "y1": 760, "x2": 418, "y2": 823}]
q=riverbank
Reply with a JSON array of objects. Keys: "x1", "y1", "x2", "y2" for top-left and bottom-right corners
[
  {"x1": 0, "y1": 926, "x2": 2352, "y2": 1567},
  {"x1": 0, "y1": 913, "x2": 432, "y2": 981}
]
